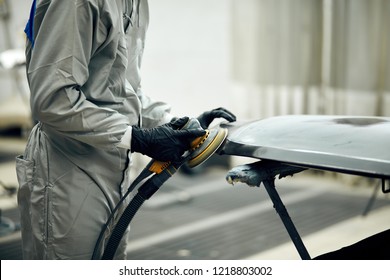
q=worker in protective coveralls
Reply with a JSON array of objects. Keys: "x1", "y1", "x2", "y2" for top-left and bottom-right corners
[{"x1": 16, "y1": 0, "x2": 236, "y2": 259}]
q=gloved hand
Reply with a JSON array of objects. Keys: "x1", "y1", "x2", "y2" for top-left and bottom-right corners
[
  {"x1": 131, "y1": 117, "x2": 206, "y2": 162},
  {"x1": 197, "y1": 107, "x2": 236, "y2": 129}
]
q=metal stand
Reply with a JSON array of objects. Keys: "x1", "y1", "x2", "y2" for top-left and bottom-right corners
[
  {"x1": 226, "y1": 160, "x2": 311, "y2": 260},
  {"x1": 362, "y1": 182, "x2": 380, "y2": 216},
  {"x1": 263, "y1": 177, "x2": 311, "y2": 260}
]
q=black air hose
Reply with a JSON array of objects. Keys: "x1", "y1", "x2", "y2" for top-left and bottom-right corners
[
  {"x1": 100, "y1": 162, "x2": 181, "y2": 259},
  {"x1": 101, "y1": 193, "x2": 145, "y2": 260}
]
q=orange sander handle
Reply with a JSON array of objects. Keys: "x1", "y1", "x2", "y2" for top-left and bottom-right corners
[{"x1": 148, "y1": 130, "x2": 210, "y2": 174}]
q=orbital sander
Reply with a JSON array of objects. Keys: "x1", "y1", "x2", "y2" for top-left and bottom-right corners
[
  {"x1": 150, "y1": 117, "x2": 228, "y2": 172},
  {"x1": 92, "y1": 118, "x2": 228, "y2": 259},
  {"x1": 187, "y1": 120, "x2": 228, "y2": 168}
]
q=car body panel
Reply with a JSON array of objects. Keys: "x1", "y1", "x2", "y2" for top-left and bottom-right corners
[{"x1": 219, "y1": 115, "x2": 390, "y2": 178}]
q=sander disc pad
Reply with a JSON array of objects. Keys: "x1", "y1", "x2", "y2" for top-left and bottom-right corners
[{"x1": 187, "y1": 128, "x2": 228, "y2": 168}]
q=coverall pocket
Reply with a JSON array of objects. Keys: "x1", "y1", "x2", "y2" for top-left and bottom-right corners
[
  {"x1": 16, "y1": 154, "x2": 55, "y2": 258},
  {"x1": 15, "y1": 154, "x2": 37, "y2": 258},
  {"x1": 16, "y1": 155, "x2": 35, "y2": 200}
]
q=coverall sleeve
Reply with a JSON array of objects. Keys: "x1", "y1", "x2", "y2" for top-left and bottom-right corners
[
  {"x1": 27, "y1": 0, "x2": 128, "y2": 149},
  {"x1": 137, "y1": 86, "x2": 174, "y2": 128}
]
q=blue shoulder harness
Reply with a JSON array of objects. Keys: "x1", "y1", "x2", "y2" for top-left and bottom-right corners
[{"x1": 24, "y1": 0, "x2": 37, "y2": 47}]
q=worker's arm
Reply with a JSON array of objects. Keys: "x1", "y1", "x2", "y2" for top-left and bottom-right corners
[{"x1": 27, "y1": 0, "x2": 129, "y2": 149}]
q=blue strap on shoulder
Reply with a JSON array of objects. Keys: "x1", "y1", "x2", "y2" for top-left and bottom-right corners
[{"x1": 24, "y1": 0, "x2": 37, "y2": 47}]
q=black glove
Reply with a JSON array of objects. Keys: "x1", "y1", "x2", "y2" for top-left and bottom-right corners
[
  {"x1": 131, "y1": 117, "x2": 206, "y2": 162},
  {"x1": 197, "y1": 107, "x2": 236, "y2": 129}
]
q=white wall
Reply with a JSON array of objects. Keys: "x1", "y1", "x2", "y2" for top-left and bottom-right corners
[
  {"x1": 1, "y1": 0, "x2": 389, "y2": 122},
  {"x1": 141, "y1": 0, "x2": 236, "y2": 120},
  {"x1": 0, "y1": 0, "x2": 30, "y2": 102}
]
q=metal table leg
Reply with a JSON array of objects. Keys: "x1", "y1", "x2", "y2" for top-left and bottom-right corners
[
  {"x1": 226, "y1": 160, "x2": 311, "y2": 260},
  {"x1": 263, "y1": 178, "x2": 311, "y2": 260}
]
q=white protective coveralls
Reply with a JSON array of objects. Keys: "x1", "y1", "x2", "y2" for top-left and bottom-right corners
[{"x1": 16, "y1": 0, "x2": 172, "y2": 259}]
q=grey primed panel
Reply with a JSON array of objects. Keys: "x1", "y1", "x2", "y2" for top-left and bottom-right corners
[{"x1": 219, "y1": 115, "x2": 390, "y2": 178}]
